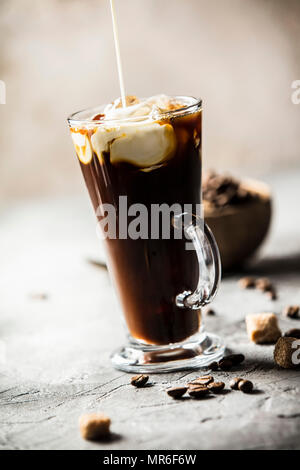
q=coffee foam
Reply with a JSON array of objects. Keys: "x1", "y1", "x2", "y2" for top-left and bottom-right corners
[
  {"x1": 71, "y1": 95, "x2": 192, "y2": 168},
  {"x1": 91, "y1": 121, "x2": 176, "y2": 168},
  {"x1": 100, "y1": 94, "x2": 185, "y2": 122}
]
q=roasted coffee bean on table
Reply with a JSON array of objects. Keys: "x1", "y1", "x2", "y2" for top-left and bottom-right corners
[
  {"x1": 255, "y1": 277, "x2": 273, "y2": 292},
  {"x1": 188, "y1": 375, "x2": 214, "y2": 386},
  {"x1": 224, "y1": 353, "x2": 245, "y2": 365},
  {"x1": 239, "y1": 276, "x2": 277, "y2": 299},
  {"x1": 284, "y1": 328, "x2": 300, "y2": 339},
  {"x1": 266, "y1": 289, "x2": 277, "y2": 301},
  {"x1": 239, "y1": 277, "x2": 256, "y2": 289},
  {"x1": 205, "y1": 308, "x2": 216, "y2": 316},
  {"x1": 188, "y1": 385, "x2": 209, "y2": 398},
  {"x1": 208, "y1": 361, "x2": 219, "y2": 371},
  {"x1": 230, "y1": 377, "x2": 244, "y2": 390},
  {"x1": 283, "y1": 305, "x2": 300, "y2": 319},
  {"x1": 218, "y1": 358, "x2": 233, "y2": 370},
  {"x1": 207, "y1": 382, "x2": 225, "y2": 393},
  {"x1": 238, "y1": 380, "x2": 253, "y2": 393},
  {"x1": 131, "y1": 374, "x2": 149, "y2": 388},
  {"x1": 166, "y1": 387, "x2": 187, "y2": 399}
]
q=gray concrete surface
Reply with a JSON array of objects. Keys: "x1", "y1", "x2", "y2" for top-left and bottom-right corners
[{"x1": 0, "y1": 169, "x2": 299, "y2": 450}]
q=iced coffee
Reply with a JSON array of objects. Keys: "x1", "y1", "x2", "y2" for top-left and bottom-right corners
[{"x1": 69, "y1": 95, "x2": 202, "y2": 345}]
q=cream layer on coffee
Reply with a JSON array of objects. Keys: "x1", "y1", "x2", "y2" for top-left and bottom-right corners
[{"x1": 71, "y1": 95, "x2": 188, "y2": 168}]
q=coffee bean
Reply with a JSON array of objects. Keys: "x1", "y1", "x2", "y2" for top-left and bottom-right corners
[
  {"x1": 284, "y1": 329, "x2": 300, "y2": 339},
  {"x1": 29, "y1": 292, "x2": 49, "y2": 300},
  {"x1": 188, "y1": 375, "x2": 214, "y2": 386},
  {"x1": 255, "y1": 278, "x2": 273, "y2": 292},
  {"x1": 188, "y1": 385, "x2": 209, "y2": 398},
  {"x1": 266, "y1": 289, "x2": 277, "y2": 301},
  {"x1": 230, "y1": 377, "x2": 243, "y2": 390},
  {"x1": 131, "y1": 374, "x2": 149, "y2": 388},
  {"x1": 224, "y1": 354, "x2": 245, "y2": 365},
  {"x1": 208, "y1": 361, "x2": 219, "y2": 371},
  {"x1": 166, "y1": 387, "x2": 187, "y2": 399},
  {"x1": 205, "y1": 308, "x2": 216, "y2": 316},
  {"x1": 207, "y1": 382, "x2": 225, "y2": 393},
  {"x1": 238, "y1": 380, "x2": 253, "y2": 393},
  {"x1": 283, "y1": 305, "x2": 300, "y2": 319},
  {"x1": 239, "y1": 277, "x2": 256, "y2": 289},
  {"x1": 218, "y1": 358, "x2": 233, "y2": 370}
]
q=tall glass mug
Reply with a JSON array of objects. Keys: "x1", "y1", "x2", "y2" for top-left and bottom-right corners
[{"x1": 68, "y1": 96, "x2": 225, "y2": 372}]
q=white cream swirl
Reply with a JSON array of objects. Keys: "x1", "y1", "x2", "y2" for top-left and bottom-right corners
[{"x1": 71, "y1": 95, "x2": 187, "y2": 168}]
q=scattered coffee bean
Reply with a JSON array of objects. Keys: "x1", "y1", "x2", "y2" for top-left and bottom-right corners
[
  {"x1": 224, "y1": 353, "x2": 245, "y2": 365},
  {"x1": 79, "y1": 413, "x2": 111, "y2": 441},
  {"x1": 230, "y1": 377, "x2": 243, "y2": 390},
  {"x1": 205, "y1": 308, "x2": 216, "y2": 316},
  {"x1": 188, "y1": 385, "x2": 209, "y2": 398},
  {"x1": 218, "y1": 358, "x2": 233, "y2": 370},
  {"x1": 188, "y1": 375, "x2": 214, "y2": 386},
  {"x1": 239, "y1": 276, "x2": 278, "y2": 300},
  {"x1": 238, "y1": 380, "x2": 253, "y2": 393},
  {"x1": 283, "y1": 305, "x2": 300, "y2": 319},
  {"x1": 255, "y1": 277, "x2": 273, "y2": 292},
  {"x1": 239, "y1": 277, "x2": 256, "y2": 289},
  {"x1": 86, "y1": 258, "x2": 107, "y2": 270},
  {"x1": 207, "y1": 382, "x2": 225, "y2": 393},
  {"x1": 131, "y1": 374, "x2": 149, "y2": 388},
  {"x1": 266, "y1": 289, "x2": 277, "y2": 301},
  {"x1": 166, "y1": 387, "x2": 187, "y2": 399},
  {"x1": 284, "y1": 329, "x2": 300, "y2": 339},
  {"x1": 208, "y1": 361, "x2": 219, "y2": 371},
  {"x1": 29, "y1": 292, "x2": 49, "y2": 301}
]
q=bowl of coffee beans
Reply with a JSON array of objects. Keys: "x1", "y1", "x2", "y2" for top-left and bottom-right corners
[{"x1": 203, "y1": 171, "x2": 272, "y2": 270}]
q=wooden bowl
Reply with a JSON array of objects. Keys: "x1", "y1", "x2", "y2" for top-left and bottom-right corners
[{"x1": 204, "y1": 179, "x2": 272, "y2": 271}]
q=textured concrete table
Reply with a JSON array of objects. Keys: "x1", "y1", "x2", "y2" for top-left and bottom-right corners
[{"x1": 0, "y1": 169, "x2": 299, "y2": 450}]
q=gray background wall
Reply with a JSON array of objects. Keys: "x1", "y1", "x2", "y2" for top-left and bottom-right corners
[{"x1": 0, "y1": 0, "x2": 299, "y2": 201}]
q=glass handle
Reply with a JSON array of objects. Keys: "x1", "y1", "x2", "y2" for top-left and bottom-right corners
[{"x1": 174, "y1": 213, "x2": 222, "y2": 310}]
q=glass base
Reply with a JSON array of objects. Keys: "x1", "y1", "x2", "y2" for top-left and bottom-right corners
[{"x1": 111, "y1": 332, "x2": 225, "y2": 373}]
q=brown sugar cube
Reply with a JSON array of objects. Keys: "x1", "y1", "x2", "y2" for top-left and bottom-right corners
[
  {"x1": 79, "y1": 413, "x2": 111, "y2": 441},
  {"x1": 246, "y1": 313, "x2": 281, "y2": 344},
  {"x1": 274, "y1": 337, "x2": 300, "y2": 369}
]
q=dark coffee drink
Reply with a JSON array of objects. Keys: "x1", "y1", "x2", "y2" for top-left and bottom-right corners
[{"x1": 69, "y1": 96, "x2": 202, "y2": 345}]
